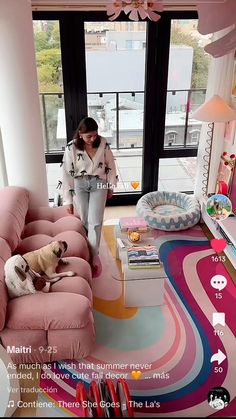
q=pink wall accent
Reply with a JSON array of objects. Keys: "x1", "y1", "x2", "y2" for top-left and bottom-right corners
[{"x1": 197, "y1": 0, "x2": 236, "y2": 57}]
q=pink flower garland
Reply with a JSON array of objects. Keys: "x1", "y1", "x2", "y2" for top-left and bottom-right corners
[
  {"x1": 222, "y1": 152, "x2": 236, "y2": 170},
  {"x1": 106, "y1": 1, "x2": 163, "y2": 22}
]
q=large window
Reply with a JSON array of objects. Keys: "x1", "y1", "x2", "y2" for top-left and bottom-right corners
[
  {"x1": 154, "y1": 17, "x2": 211, "y2": 192},
  {"x1": 85, "y1": 21, "x2": 147, "y2": 194},
  {"x1": 33, "y1": 11, "x2": 209, "y2": 201}
]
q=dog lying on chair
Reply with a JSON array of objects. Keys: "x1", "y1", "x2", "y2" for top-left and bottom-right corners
[
  {"x1": 4, "y1": 255, "x2": 50, "y2": 299},
  {"x1": 23, "y1": 240, "x2": 76, "y2": 282}
]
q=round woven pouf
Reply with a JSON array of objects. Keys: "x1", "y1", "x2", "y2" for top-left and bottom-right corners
[{"x1": 136, "y1": 191, "x2": 201, "y2": 231}]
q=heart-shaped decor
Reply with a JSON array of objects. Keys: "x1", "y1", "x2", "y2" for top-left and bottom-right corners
[
  {"x1": 131, "y1": 181, "x2": 140, "y2": 190},
  {"x1": 210, "y1": 238, "x2": 227, "y2": 253},
  {"x1": 131, "y1": 370, "x2": 142, "y2": 380}
]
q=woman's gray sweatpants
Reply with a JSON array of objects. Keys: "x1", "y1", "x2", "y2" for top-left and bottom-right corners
[{"x1": 74, "y1": 176, "x2": 108, "y2": 257}]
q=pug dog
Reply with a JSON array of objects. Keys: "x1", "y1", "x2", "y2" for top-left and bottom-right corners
[
  {"x1": 23, "y1": 240, "x2": 76, "y2": 283},
  {"x1": 4, "y1": 255, "x2": 50, "y2": 299}
]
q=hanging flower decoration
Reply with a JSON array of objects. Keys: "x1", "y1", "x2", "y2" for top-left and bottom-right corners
[
  {"x1": 222, "y1": 152, "x2": 236, "y2": 170},
  {"x1": 106, "y1": 1, "x2": 163, "y2": 22}
]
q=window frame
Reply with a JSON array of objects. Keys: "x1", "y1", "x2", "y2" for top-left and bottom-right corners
[{"x1": 33, "y1": 10, "x2": 199, "y2": 203}]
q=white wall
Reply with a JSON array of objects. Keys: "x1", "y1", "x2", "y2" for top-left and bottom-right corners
[
  {"x1": 0, "y1": 0, "x2": 48, "y2": 207},
  {"x1": 0, "y1": 128, "x2": 8, "y2": 189}
]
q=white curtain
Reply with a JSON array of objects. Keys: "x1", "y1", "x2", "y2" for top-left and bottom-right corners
[{"x1": 194, "y1": 29, "x2": 235, "y2": 201}]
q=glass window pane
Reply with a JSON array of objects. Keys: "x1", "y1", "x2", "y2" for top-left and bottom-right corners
[
  {"x1": 39, "y1": 93, "x2": 66, "y2": 152},
  {"x1": 88, "y1": 93, "x2": 116, "y2": 145},
  {"x1": 33, "y1": 20, "x2": 66, "y2": 153},
  {"x1": 187, "y1": 89, "x2": 206, "y2": 146},
  {"x1": 164, "y1": 19, "x2": 211, "y2": 150},
  {"x1": 85, "y1": 21, "x2": 146, "y2": 194},
  {"x1": 114, "y1": 150, "x2": 143, "y2": 193},
  {"x1": 158, "y1": 157, "x2": 197, "y2": 192},
  {"x1": 46, "y1": 163, "x2": 61, "y2": 200}
]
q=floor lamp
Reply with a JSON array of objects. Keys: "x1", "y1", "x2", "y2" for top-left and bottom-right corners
[{"x1": 192, "y1": 95, "x2": 236, "y2": 196}]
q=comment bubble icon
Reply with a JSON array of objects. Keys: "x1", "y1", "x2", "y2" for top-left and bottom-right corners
[{"x1": 210, "y1": 275, "x2": 227, "y2": 291}]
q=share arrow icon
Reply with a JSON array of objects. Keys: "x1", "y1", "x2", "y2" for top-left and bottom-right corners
[{"x1": 210, "y1": 349, "x2": 227, "y2": 365}]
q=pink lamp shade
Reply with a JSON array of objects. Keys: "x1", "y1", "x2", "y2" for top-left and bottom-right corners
[{"x1": 192, "y1": 95, "x2": 236, "y2": 123}]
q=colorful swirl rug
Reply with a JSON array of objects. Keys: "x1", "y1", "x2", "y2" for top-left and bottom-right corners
[{"x1": 37, "y1": 226, "x2": 236, "y2": 417}]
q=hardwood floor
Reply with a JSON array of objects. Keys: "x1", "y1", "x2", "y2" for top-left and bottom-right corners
[
  {"x1": 12, "y1": 366, "x2": 39, "y2": 417},
  {"x1": 104, "y1": 205, "x2": 136, "y2": 221}
]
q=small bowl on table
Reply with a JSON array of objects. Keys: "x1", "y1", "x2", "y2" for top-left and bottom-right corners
[{"x1": 127, "y1": 230, "x2": 141, "y2": 243}]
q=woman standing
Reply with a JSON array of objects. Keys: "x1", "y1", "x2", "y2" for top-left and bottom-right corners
[{"x1": 62, "y1": 117, "x2": 118, "y2": 276}]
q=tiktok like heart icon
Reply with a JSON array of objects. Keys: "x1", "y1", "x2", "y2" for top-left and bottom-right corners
[{"x1": 210, "y1": 238, "x2": 227, "y2": 253}]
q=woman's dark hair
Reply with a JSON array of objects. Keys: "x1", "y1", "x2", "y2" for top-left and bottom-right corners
[{"x1": 73, "y1": 117, "x2": 101, "y2": 150}]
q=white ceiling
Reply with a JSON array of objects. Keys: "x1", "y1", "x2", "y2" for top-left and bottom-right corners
[{"x1": 31, "y1": 1, "x2": 200, "y2": 11}]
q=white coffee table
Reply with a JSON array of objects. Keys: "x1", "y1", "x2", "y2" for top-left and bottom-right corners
[{"x1": 115, "y1": 226, "x2": 166, "y2": 307}]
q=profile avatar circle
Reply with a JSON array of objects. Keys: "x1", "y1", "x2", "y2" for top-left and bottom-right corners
[
  {"x1": 208, "y1": 387, "x2": 230, "y2": 410},
  {"x1": 206, "y1": 194, "x2": 232, "y2": 221}
]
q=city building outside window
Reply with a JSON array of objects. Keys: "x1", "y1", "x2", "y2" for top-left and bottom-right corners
[
  {"x1": 166, "y1": 131, "x2": 178, "y2": 146},
  {"x1": 189, "y1": 129, "x2": 200, "y2": 144}
]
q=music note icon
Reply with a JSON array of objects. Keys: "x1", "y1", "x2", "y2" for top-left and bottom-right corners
[{"x1": 8, "y1": 400, "x2": 14, "y2": 408}]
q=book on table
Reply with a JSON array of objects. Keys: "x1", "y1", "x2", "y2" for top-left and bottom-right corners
[
  {"x1": 119, "y1": 217, "x2": 148, "y2": 232},
  {"x1": 128, "y1": 263, "x2": 162, "y2": 269},
  {"x1": 127, "y1": 245, "x2": 161, "y2": 268}
]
